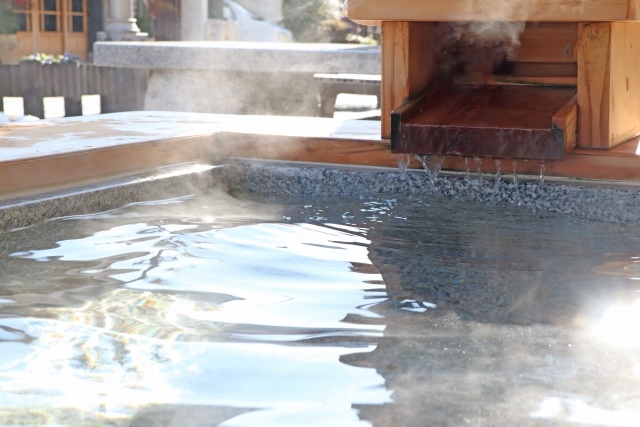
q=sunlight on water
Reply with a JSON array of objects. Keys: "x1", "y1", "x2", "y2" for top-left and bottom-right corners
[
  {"x1": 594, "y1": 298, "x2": 640, "y2": 348},
  {"x1": 2, "y1": 219, "x2": 391, "y2": 425},
  {"x1": 531, "y1": 395, "x2": 640, "y2": 427},
  {"x1": 15, "y1": 222, "x2": 386, "y2": 331}
]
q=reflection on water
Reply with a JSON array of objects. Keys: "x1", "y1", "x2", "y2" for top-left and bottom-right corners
[
  {"x1": 2, "y1": 192, "x2": 640, "y2": 425},
  {"x1": 0, "y1": 202, "x2": 390, "y2": 426}
]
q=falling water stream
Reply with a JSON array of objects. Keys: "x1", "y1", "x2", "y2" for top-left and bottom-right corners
[
  {"x1": 395, "y1": 154, "x2": 410, "y2": 176},
  {"x1": 397, "y1": 153, "x2": 537, "y2": 209},
  {"x1": 511, "y1": 159, "x2": 522, "y2": 206},
  {"x1": 412, "y1": 154, "x2": 445, "y2": 186},
  {"x1": 493, "y1": 159, "x2": 502, "y2": 195},
  {"x1": 474, "y1": 156, "x2": 483, "y2": 183},
  {"x1": 464, "y1": 157, "x2": 471, "y2": 181}
]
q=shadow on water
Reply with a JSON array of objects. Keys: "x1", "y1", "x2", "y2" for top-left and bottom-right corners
[
  {"x1": 344, "y1": 197, "x2": 640, "y2": 426},
  {"x1": 367, "y1": 201, "x2": 640, "y2": 327}
]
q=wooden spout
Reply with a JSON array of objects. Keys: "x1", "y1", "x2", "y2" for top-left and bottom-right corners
[{"x1": 391, "y1": 83, "x2": 577, "y2": 160}]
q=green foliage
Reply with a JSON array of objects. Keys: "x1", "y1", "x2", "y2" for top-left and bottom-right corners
[
  {"x1": 134, "y1": 0, "x2": 154, "y2": 37},
  {"x1": 282, "y1": 0, "x2": 339, "y2": 42},
  {"x1": 136, "y1": 14, "x2": 154, "y2": 38},
  {"x1": 0, "y1": 0, "x2": 18, "y2": 35}
]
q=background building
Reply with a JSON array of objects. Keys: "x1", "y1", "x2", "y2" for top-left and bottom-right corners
[
  {"x1": 0, "y1": 0, "x2": 340, "y2": 65},
  {"x1": 0, "y1": 0, "x2": 151, "y2": 64}
]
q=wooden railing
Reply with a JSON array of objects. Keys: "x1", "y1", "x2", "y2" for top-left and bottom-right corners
[{"x1": 0, "y1": 62, "x2": 149, "y2": 118}]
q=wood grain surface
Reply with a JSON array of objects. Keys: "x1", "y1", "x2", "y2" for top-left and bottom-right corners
[
  {"x1": 393, "y1": 84, "x2": 577, "y2": 160},
  {"x1": 346, "y1": 0, "x2": 636, "y2": 22}
]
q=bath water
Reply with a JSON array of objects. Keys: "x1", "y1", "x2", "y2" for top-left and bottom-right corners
[{"x1": 1, "y1": 189, "x2": 640, "y2": 426}]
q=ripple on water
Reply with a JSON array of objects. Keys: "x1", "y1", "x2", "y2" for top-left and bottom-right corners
[
  {"x1": 3, "y1": 192, "x2": 640, "y2": 426},
  {"x1": 1, "y1": 211, "x2": 391, "y2": 425}
]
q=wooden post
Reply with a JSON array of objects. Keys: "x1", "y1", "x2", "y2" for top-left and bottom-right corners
[
  {"x1": 381, "y1": 21, "x2": 438, "y2": 139},
  {"x1": 20, "y1": 61, "x2": 45, "y2": 119},
  {"x1": 61, "y1": 63, "x2": 82, "y2": 117},
  {"x1": 577, "y1": 21, "x2": 640, "y2": 149}
]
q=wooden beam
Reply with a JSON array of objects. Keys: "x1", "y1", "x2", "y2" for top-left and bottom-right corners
[
  {"x1": 453, "y1": 75, "x2": 577, "y2": 87},
  {"x1": 346, "y1": 0, "x2": 635, "y2": 22},
  {"x1": 0, "y1": 135, "x2": 218, "y2": 199}
]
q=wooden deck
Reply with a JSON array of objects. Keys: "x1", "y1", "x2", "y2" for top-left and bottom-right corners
[{"x1": 1, "y1": 112, "x2": 640, "y2": 201}]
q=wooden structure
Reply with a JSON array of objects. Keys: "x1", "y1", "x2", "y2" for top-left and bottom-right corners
[
  {"x1": 0, "y1": 0, "x2": 152, "y2": 65},
  {"x1": 5, "y1": 113, "x2": 640, "y2": 202},
  {"x1": 345, "y1": 0, "x2": 640, "y2": 160},
  {"x1": 11, "y1": 0, "x2": 89, "y2": 63}
]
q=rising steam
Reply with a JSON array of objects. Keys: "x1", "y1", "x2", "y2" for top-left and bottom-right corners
[
  {"x1": 444, "y1": 0, "x2": 534, "y2": 78},
  {"x1": 442, "y1": 21, "x2": 526, "y2": 78}
]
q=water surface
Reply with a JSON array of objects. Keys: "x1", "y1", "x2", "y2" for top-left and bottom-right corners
[{"x1": 1, "y1": 190, "x2": 640, "y2": 426}]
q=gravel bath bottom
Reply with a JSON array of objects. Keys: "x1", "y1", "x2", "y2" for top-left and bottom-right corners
[{"x1": 1, "y1": 188, "x2": 640, "y2": 426}]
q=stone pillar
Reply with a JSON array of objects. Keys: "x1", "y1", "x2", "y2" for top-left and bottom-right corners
[
  {"x1": 180, "y1": 0, "x2": 208, "y2": 41},
  {"x1": 102, "y1": 0, "x2": 148, "y2": 41}
]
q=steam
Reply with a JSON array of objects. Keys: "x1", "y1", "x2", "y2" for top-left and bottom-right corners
[
  {"x1": 441, "y1": 21, "x2": 525, "y2": 79},
  {"x1": 458, "y1": 21, "x2": 525, "y2": 48},
  {"x1": 438, "y1": 0, "x2": 533, "y2": 79}
]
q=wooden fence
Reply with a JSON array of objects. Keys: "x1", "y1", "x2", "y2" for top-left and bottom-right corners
[{"x1": 0, "y1": 62, "x2": 149, "y2": 118}]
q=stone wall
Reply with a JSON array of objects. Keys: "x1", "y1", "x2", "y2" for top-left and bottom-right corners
[{"x1": 94, "y1": 41, "x2": 380, "y2": 116}]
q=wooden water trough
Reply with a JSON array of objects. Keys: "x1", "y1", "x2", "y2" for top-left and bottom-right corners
[{"x1": 345, "y1": 0, "x2": 640, "y2": 160}]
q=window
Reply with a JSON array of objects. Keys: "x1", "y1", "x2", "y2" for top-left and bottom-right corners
[
  {"x1": 42, "y1": 0, "x2": 56, "y2": 11},
  {"x1": 41, "y1": 0, "x2": 61, "y2": 32},
  {"x1": 14, "y1": 0, "x2": 31, "y2": 31},
  {"x1": 69, "y1": 0, "x2": 84, "y2": 32}
]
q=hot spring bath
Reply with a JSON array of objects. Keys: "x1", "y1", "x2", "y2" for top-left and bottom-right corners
[{"x1": 1, "y1": 162, "x2": 640, "y2": 426}]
